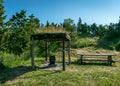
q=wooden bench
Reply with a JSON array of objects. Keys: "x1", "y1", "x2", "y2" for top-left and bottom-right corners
[{"x1": 78, "y1": 54, "x2": 116, "y2": 65}]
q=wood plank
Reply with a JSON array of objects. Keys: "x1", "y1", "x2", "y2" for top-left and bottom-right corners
[
  {"x1": 81, "y1": 59, "x2": 109, "y2": 61},
  {"x1": 45, "y1": 42, "x2": 48, "y2": 61},
  {"x1": 62, "y1": 39, "x2": 65, "y2": 71},
  {"x1": 78, "y1": 54, "x2": 116, "y2": 56},
  {"x1": 31, "y1": 37, "x2": 35, "y2": 69}
]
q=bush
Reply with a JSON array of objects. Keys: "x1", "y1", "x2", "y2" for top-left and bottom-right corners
[
  {"x1": 0, "y1": 51, "x2": 29, "y2": 67},
  {"x1": 71, "y1": 37, "x2": 97, "y2": 48},
  {"x1": 115, "y1": 42, "x2": 120, "y2": 51},
  {"x1": 97, "y1": 35, "x2": 120, "y2": 50},
  {"x1": 0, "y1": 62, "x2": 5, "y2": 69},
  {"x1": 37, "y1": 41, "x2": 59, "y2": 57},
  {"x1": 97, "y1": 39, "x2": 116, "y2": 50}
]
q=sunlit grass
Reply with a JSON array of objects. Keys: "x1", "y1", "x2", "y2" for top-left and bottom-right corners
[
  {"x1": 1, "y1": 63, "x2": 120, "y2": 86},
  {"x1": 37, "y1": 26, "x2": 68, "y2": 34},
  {"x1": 0, "y1": 48, "x2": 120, "y2": 86}
]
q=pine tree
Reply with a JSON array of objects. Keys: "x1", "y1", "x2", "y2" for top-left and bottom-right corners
[
  {"x1": 46, "y1": 20, "x2": 50, "y2": 27},
  {"x1": 0, "y1": 0, "x2": 5, "y2": 50},
  {"x1": 90, "y1": 23, "x2": 98, "y2": 36},
  {"x1": 0, "y1": 0, "x2": 5, "y2": 29},
  {"x1": 77, "y1": 17, "x2": 82, "y2": 36},
  {"x1": 0, "y1": 0, "x2": 6, "y2": 68},
  {"x1": 5, "y1": 10, "x2": 40, "y2": 55},
  {"x1": 63, "y1": 18, "x2": 76, "y2": 33}
]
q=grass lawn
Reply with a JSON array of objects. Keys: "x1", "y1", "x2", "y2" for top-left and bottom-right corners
[{"x1": 0, "y1": 47, "x2": 120, "y2": 86}]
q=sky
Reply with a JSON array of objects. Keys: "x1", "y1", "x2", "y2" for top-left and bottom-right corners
[{"x1": 3, "y1": 0, "x2": 120, "y2": 25}]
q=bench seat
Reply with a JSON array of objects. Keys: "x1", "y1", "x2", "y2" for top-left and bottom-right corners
[{"x1": 78, "y1": 54, "x2": 116, "y2": 65}]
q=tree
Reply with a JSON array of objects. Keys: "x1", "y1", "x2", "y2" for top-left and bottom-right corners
[
  {"x1": 77, "y1": 18, "x2": 90, "y2": 36},
  {"x1": 0, "y1": 0, "x2": 5, "y2": 29},
  {"x1": 50, "y1": 22, "x2": 57, "y2": 27},
  {"x1": 77, "y1": 17, "x2": 82, "y2": 36},
  {"x1": 63, "y1": 18, "x2": 76, "y2": 33},
  {"x1": 81, "y1": 23, "x2": 90, "y2": 35},
  {"x1": 105, "y1": 17, "x2": 120, "y2": 39},
  {"x1": 46, "y1": 20, "x2": 50, "y2": 27},
  {"x1": 90, "y1": 23, "x2": 98, "y2": 36},
  {"x1": 9, "y1": 10, "x2": 27, "y2": 30},
  {"x1": 46, "y1": 21, "x2": 57, "y2": 27},
  {"x1": 0, "y1": 0, "x2": 6, "y2": 67},
  {"x1": 0, "y1": 0, "x2": 6, "y2": 50},
  {"x1": 98, "y1": 24, "x2": 106, "y2": 38},
  {"x1": 116, "y1": 17, "x2": 120, "y2": 35},
  {"x1": 27, "y1": 14, "x2": 40, "y2": 34},
  {"x1": 4, "y1": 10, "x2": 40, "y2": 55}
]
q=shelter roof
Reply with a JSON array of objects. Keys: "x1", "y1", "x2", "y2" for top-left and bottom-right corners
[{"x1": 30, "y1": 33, "x2": 71, "y2": 42}]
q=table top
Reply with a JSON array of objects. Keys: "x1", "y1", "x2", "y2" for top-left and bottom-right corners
[{"x1": 78, "y1": 54, "x2": 116, "y2": 56}]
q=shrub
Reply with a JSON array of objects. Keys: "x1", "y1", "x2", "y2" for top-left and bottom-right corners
[
  {"x1": 71, "y1": 37, "x2": 96, "y2": 48},
  {"x1": 115, "y1": 42, "x2": 120, "y2": 51},
  {"x1": 0, "y1": 62, "x2": 5, "y2": 69},
  {"x1": 97, "y1": 39, "x2": 115, "y2": 50},
  {"x1": 0, "y1": 51, "x2": 28, "y2": 67}
]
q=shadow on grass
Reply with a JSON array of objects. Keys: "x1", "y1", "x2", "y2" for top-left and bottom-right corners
[
  {"x1": 0, "y1": 66, "x2": 33, "y2": 84},
  {"x1": 0, "y1": 65, "x2": 62, "y2": 84}
]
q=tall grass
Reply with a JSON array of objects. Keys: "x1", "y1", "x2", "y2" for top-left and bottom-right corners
[
  {"x1": 71, "y1": 37, "x2": 97, "y2": 48},
  {"x1": 37, "y1": 26, "x2": 68, "y2": 34},
  {"x1": 0, "y1": 51, "x2": 27, "y2": 67}
]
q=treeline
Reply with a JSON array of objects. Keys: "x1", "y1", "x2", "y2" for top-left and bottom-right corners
[{"x1": 0, "y1": 0, "x2": 120, "y2": 56}]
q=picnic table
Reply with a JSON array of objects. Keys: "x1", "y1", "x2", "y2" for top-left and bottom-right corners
[{"x1": 77, "y1": 54, "x2": 116, "y2": 65}]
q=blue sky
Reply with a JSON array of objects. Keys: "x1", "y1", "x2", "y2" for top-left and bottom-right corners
[{"x1": 4, "y1": 0, "x2": 120, "y2": 25}]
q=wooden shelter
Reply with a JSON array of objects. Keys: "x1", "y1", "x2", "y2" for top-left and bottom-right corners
[{"x1": 30, "y1": 33, "x2": 71, "y2": 71}]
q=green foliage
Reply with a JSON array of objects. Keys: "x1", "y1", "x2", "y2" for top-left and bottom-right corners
[
  {"x1": 1, "y1": 3, "x2": 120, "y2": 56},
  {"x1": 71, "y1": 36, "x2": 97, "y2": 48},
  {"x1": 0, "y1": 0, "x2": 6, "y2": 28},
  {"x1": 77, "y1": 17, "x2": 82, "y2": 36},
  {"x1": 1, "y1": 3, "x2": 120, "y2": 86},
  {"x1": 90, "y1": 23, "x2": 99, "y2": 36},
  {"x1": 36, "y1": 41, "x2": 59, "y2": 57},
  {"x1": 98, "y1": 25, "x2": 107, "y2": 38},
  {"x1": 97, "y1": 19, "x2": 120, "y2": 51},
  {"x1": 6, "y1": 29, "x2": 29, "y2": 55},
  {"x1": 0, "y1": 51, "x2": 31, "y2": 67},
  {"x1": 0, "y1": 52, "x2": 21, "y2": 67},
  {"x1": 63, "y1": 18, "x2": 76, "y2": 33},
  {"x1": 0, "y1": 62, "x2": 5, "y2": 69},
  {"x1": 1, "y1": 10, "x2": 40, "y2": 55},
  {"x1": 115, "y1": 42, "x2": 120, "y2": 51},
  {"x1": 0, "y1": 0, "x2": 6, "y2": 53},
  {"x1": 97, "y1": 39, "x2": 115, "y2": 50},
  {"x1": 97, "y1": 36, "x2": 120, "y2": 51}
]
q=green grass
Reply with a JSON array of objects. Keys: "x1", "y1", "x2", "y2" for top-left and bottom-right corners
[
  {"x1": 0, "y1": 48, "x2": 120, "y2": 86},
  {"x1": 1, "y1": 63, "x2": 120, "y2": 86}
]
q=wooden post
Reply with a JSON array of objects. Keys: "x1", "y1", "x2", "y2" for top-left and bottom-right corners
[
  {"x1": 68, "y1": 41, "x2": 71, "y2": 64},
  {"x1": 108, "y1": 55, "x2": 112, "y2": 65},
  {"x1": 45, "y1": 42, "x2": 48, "y2": 61},
  {"x1": 62, "y1": 39, "x2": 65, "y2": 71},
  {"x1": 80, "y1": 55, "x2": 83, "y2": 63},
  {"x1": 31, "y1": 37, "x2": 35, "y2": 69}
]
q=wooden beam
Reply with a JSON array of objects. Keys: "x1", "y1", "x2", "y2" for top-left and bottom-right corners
[
  {"x1": 31, "y1": 37, "x2": 35, "y2": 69},
  {"x1": 68, "y1": 41, "x2": 71, "y2": 64},
  {"x1": 45, "y1": 42, "x2": 48, "y2": 61},
  {"x1": 62, "y1": 39, "x2": 65, "y2": 71}
]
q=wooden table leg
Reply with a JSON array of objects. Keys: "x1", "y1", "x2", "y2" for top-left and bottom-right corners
[
  {"x1": 108, "y1": 55, "x2": 112, "y2": 65},
  {"x1": 80, "y1": 55, "x2": 83, "y2": 63}
]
